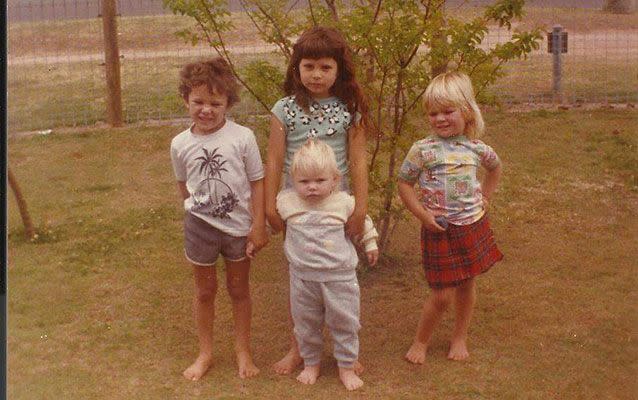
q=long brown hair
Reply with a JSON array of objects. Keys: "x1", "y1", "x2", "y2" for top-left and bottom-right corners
[{"x1": 284, "y1": 26, "x2": 369, "y2": 127}]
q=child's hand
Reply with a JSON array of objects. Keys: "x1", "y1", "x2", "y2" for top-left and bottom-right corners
[
  {"x1": 246, "y1": 225, "x2": 268, "y2": 259},
  {"x1": 345, "y1": 210, "x2": 365, "y2": 239},
  {"x1": 245, "y1": 242, "x2": 256, "y2": 259},
  {"x1": 422, "y1": 211, "x2": 446, "y2": 233},
  {"x1": 366, "y1": 249, "x2": 379, "y2": 266},
  {"x1": 482, "y1": 196, "x2": 490, "y2": 210},
  {"x1": 266, "y1": 208, "x2": 285, "y2": 234}
]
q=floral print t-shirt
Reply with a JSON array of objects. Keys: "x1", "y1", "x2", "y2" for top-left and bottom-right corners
[
  {"x1": 271, "y1": 95, "x2": 356, "y2": 178},
  {"x1": 398, "y1": 135, "x2": 501, "y2": 226}
]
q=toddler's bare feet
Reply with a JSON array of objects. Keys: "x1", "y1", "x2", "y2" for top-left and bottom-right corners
[
  {"x1": 339, "y1": 367, "x2": 364, "y2": 391},
  {"x1": 237, "y1": 351, "x2": 260, "y2": 379},
  {"x1": 272, "y1": 347, "x2": 303, "y2": 375},
  {"x1": 405, "y1": 341, "x2": 428, "y2": 364},
  {"x1": 353, "y1": 359, "x2": 364, "y2": 375},
  {"x1": 447, "y1": 339, "x2": 469, "y2": 361},
  {"x1": 296, "y1": 364, "x2": 320, "y2": 385},
  {"x1": 183, "y1": 354, "x2": 213, "y2": 381}
]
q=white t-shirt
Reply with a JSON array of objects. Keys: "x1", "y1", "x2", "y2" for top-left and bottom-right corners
[{"x1": 170, "y1": 119, "x2": 264, "y2": 236}]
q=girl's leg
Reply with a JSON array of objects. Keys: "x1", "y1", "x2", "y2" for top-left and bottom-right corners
[
  {"x1": 272, "y1": 269, "x2": 304, "y2": 375},
  {"x1": 225, "y1": 258, "x2": 259, "y2": 378},
  {"x1": 448, "y1": 278, "x2": 476, "y2": 360},
  {"x1": 405, "y1": 287, "x2": 453, "y2": 364},
  {"x1": 183, "y1": 265, "x2": 218, "y2": 381}
]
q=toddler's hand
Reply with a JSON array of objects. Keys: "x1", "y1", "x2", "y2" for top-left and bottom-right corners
[{"x1": 366, "y1": 249, "x2": 379, "y2": 266}]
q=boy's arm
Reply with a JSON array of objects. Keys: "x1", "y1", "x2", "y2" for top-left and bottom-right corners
[
  {"x1": 397, "y1": 179, "x2": 445, "y2": 232},
  {"x1": 176, "y1": 181, "x2": 189, "y2": 200},
  {"x1": 246, "y1": 179, "x2": 268, "y2": 258},
  {"x1": 481, "y1": 163, "x2": 502, "y2": 209},
  {"x1": 345, "y1": 123, "x2": 368, "y2": 238},
  {"x1": 264, "y1": 115, "x2": 286, "y2": 234}
]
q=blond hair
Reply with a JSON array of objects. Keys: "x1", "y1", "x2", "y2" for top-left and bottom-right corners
[
  {"x1": 423, "y1": 71, "x2": 485, "y2": 139},
  {"x1": 290, "y1": 139, "x2": 340, "y2": 178}
]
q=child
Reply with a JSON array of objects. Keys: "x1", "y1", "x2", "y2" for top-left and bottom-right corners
[
  {"x1": 277, "y1": 139, "x2": 378, "y2": 390},
  {"x1": 264, "y1": 26, "x2": 370, "y2": 375},
  {"x1": 397, "y1": 71, "x2": 503, "y2": 364},
  {"x1": 170, "y1": 58, "x2": 267, "y2": 380}
]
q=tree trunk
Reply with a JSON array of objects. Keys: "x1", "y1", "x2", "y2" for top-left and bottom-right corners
[
  {"x1": 603, "y1": 0, "x2": 636, "y2": 13},
  {"x1": 8, "y1": 167, "x2": 37, "y2": 240}
]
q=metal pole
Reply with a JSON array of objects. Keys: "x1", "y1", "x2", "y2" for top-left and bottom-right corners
[
  {"x1": 102, "y1": 0, "x2": 123, "y2": 127},
  {"x1": 552, "y1": 25, "x2": 563, "y2": 103}
]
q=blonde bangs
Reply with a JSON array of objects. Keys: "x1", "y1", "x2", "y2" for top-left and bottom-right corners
[
  {"x1": 423, "y1": 71, "x2": 485, "y2": 139},
  {"x1": 290, "y1": 139, "x2": 340, "y2": 178}
]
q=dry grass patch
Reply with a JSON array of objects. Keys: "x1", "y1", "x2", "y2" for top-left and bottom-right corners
[{"x1": 7, "y1": 109, "x2": 637, "y2": 399}]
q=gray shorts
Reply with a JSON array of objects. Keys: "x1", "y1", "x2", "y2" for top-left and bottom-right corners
[{"x1": 183, "y1": 211, "x2": 247, "y2": 266}]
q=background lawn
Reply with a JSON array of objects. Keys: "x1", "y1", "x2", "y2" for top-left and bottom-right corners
[{"x1": 7, "y1": 109, "x2": 638, "y2": 399}]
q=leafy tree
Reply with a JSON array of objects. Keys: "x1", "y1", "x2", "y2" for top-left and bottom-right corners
[{"x1": 164, "y1": 0, "x2": 541, "y2": 252}]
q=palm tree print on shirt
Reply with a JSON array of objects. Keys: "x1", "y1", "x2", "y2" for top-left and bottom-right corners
[{"x1": 191, "y1": 147, "x2": 239, "y2": 219}]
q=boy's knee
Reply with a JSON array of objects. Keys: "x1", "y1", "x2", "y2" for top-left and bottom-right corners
[
  {"x1": 226, "y1": 278, "x2": 250, "y2": 302},
  {"x1": 195, "y1": 286, "x2": 217, "y2": 303}
]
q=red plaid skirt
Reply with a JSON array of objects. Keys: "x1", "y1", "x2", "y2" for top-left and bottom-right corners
[{"x1": 421, "y1": 215, "x2": 503, "y2": 289}]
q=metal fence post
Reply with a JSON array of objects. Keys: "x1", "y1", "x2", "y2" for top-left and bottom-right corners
[
  {"x1": 101, "y1": 0, "x2": 123, "y2": 127},
  {"x1": 551, "y1": 25, "x2": 563, "y2": 103}
]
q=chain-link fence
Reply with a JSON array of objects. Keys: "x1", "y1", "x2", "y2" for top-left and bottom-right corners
[{"x1": 7, "y1": 0, "x2": 638, "y2": 132}]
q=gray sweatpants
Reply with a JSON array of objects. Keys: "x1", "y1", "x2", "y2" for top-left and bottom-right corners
[{"x1": 289, "y1": 274, "x2": 361, "y2": 369}]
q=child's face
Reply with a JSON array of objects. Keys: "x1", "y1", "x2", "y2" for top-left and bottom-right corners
[
  {"x1": 293, "y1": 170, "x2": 338, "y2": 202},
  {"x1": 184, "y1": 84, "x2": 229, "y2": 135},
  {"x1": 428, "y1": 107, "x2": 466, "y2": 138},
  {"x1": 299, "y1": 57, "x2": 338, "y2": 99}
]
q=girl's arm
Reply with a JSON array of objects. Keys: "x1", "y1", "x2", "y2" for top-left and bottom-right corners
[
  {"x1": 176, "y1": 181, "x2": 189, "y2": 200},
  {"x1": 397, "y1": 179, "x2": 445, "y2": 232},
  {"x1": 264, "y1": 115, "x2": 286, "y2": 233},
  {"x1": 481, "y1": 163, "x2": 502, "y2": 209},
  {"x1": 345, "y1": 123, "x2": 368, "y2": 238},
  {"x1": 246, "y1": 178, "x2": 268, "y2": 258}
]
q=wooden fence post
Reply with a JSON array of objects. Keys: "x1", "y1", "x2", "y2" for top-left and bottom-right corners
[
  {"x1": 8, "y1": 167, "x2": 37, "y2": 240},
  {"x1": 101, "y1": 0, "x2": 123, "y2": 127}
]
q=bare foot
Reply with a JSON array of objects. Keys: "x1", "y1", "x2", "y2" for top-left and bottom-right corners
[
  {"x1": 183, "y1": 354, "x2": 213, "y2": 381},
  {"x1": 405, "y1": 341, "x2": 427, "y2": 364},
  {"x1": 296, "y1": 364, "x2": 321, "y2": 385},
  {"x1": 272, "y1": 347, "x2": 303, "y2": 375},
  {"x1": 353, "y1": 359, "x2": 364, "y2": 375},
  {"x1": 339, "y1": 367, "x2": 364, "y2": 391},
  {"x1": 237, "y1": 351, "x2": 260, "y2": 379},
  {"x1": 447, "y1": 339, "x2": 469, "y2": 360}
]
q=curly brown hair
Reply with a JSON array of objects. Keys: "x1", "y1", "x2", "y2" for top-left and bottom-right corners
[
  {"x1": 284, "y1": 26, "x2": 369, "y2": 127},
  {"x1": 178, "y1": 58, "x2": 240, "y2": 106}
]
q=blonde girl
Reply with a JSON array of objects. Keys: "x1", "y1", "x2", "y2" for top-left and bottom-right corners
[
  {"x1": 397, "y1": 71, "x2": 503, "y2": 363},
  {"x1": 264, "y1": 26, "x2": 370, "y2": 375}
]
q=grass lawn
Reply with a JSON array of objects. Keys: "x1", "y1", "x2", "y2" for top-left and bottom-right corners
[{"x1": 7, "y1": 109, "x2": 638, "y2": 399}]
